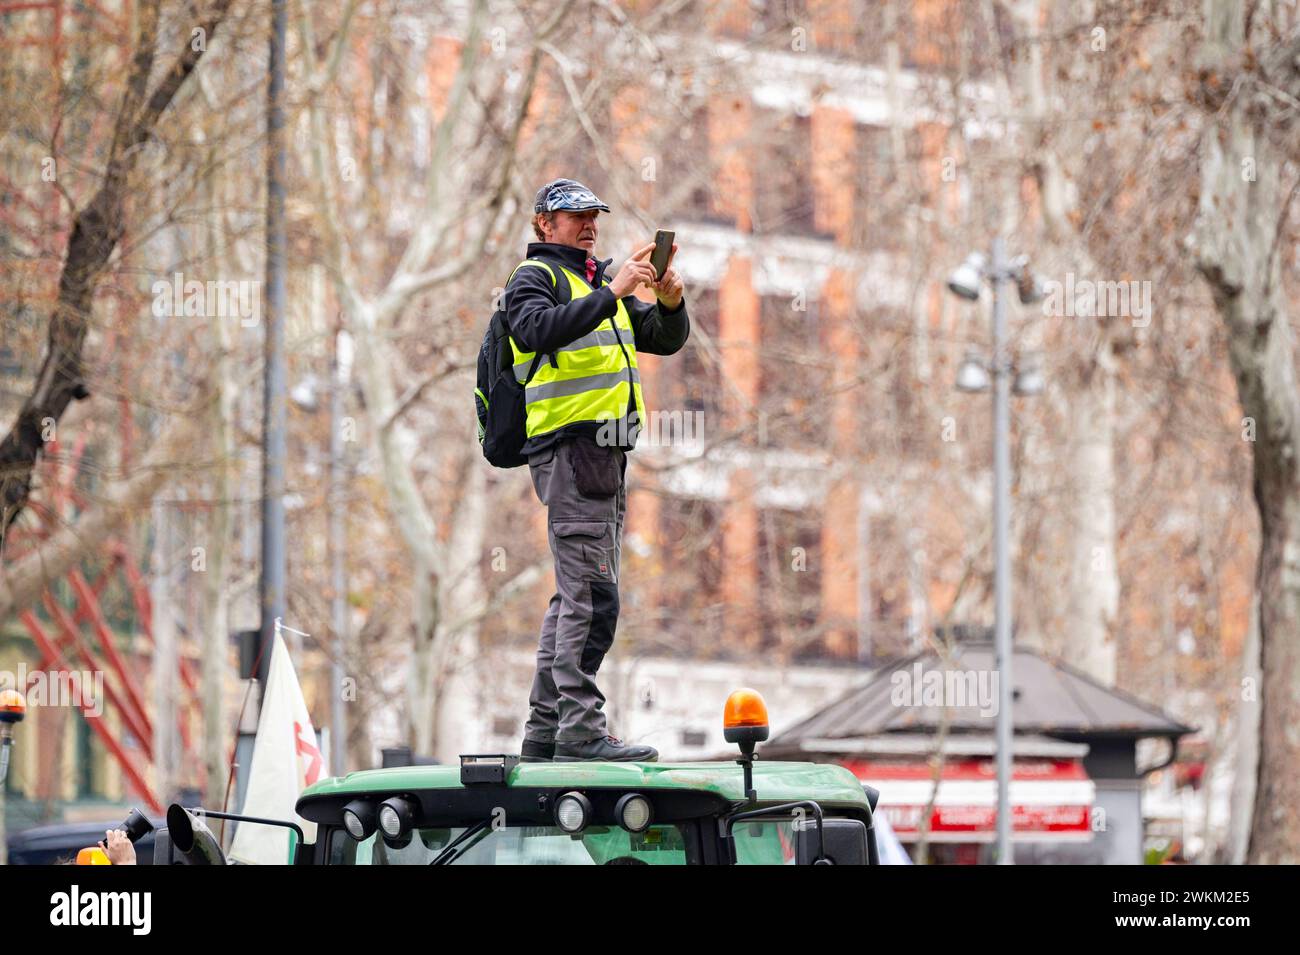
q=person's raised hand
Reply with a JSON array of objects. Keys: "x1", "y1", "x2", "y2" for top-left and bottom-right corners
[
  {"x1": 100, "y1": 828, "x2": 137, "y2": 865},
  {"x1": 608, "y1": 241, "x2": 657, "y2": 298},
  {"x1": 652, "y1": 242, "x2": 684, "y2": 309}
]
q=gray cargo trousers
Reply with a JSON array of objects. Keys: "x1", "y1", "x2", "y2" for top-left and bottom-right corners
[{"x1": 523, "y1": 436, "x2": 627, "y2": 744}]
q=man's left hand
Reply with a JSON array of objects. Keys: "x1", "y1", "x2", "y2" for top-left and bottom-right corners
[{"x1": 653, "y1": 242, "x2": 684, "y2": 310}]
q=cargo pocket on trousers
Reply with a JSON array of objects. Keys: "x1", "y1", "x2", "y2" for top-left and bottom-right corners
[
  {"x1": 580, "y1": 581, "x2": 619, "y2": 675},
  {"x1": 552, "y1": 520, "x2": 614, "y2": 583},
  {"x1": 568, "y1": 439, "x2": 621, "y2": 498}
]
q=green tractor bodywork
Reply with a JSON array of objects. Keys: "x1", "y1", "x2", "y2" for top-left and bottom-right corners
[{"x1": 290, "y1": 759, "x2": 879, "y2": 866}]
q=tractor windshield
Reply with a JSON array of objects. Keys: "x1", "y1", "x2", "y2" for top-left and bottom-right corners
[
  {"x1": 325, "y1": 815, "x2": 804, "y2": 865},
  {"x1": 328, "y1": 823, "x2": 690, "y2": 865}
]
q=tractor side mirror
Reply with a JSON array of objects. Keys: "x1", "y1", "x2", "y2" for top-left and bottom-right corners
[
  {"x1": 795, "y1": 817, "x2": 869, "y2": 866},
  {"x1": 162, "y1": 805, "x2": 227, "y2": 865}
]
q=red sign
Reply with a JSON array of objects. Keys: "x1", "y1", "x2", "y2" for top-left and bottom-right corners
[{"x1": 845, "y1": 758, "x2": 1094, "y2": 841}]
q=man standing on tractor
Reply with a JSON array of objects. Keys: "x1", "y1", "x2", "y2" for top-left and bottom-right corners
[{"x1": 504, "y1": 178, "x2": 689, "y2": 762}]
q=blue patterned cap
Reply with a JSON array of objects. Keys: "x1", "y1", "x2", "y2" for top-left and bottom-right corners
[{"x1": 533, "y1": 178, "x2": 611, "y2": 214}]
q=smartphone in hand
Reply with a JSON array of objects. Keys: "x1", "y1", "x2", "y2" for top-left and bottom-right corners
[{"x1": 650, "y1": 229, "x2": 675, "y2": 280}]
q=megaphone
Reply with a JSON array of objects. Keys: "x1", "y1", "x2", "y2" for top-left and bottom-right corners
[{"x1": 120, "y1": 807, "x2": 154, "y2": 842}]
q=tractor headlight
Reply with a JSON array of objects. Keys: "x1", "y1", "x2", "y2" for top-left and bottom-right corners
[
  {"x1": 342, "y1": 799, "x2": 377, "y2": 841},
  {"x1": 378, "y1": 796, "x2": 417, "y2": 839},
  {"x1": 554, "y1": 792, "x2": 592, "y2": 833},
  {"x1": 616, "y1": 793, "x2": 652, "y2": 833}
]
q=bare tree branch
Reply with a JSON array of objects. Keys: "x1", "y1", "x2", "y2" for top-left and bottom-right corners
[{"x1": 0, "y1": 0, "x2": 238, "y2": 535}]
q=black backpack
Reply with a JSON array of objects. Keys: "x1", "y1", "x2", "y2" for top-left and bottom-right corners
[{"x1": 475, "y1": 260, "x2": 571, "y2": 468}]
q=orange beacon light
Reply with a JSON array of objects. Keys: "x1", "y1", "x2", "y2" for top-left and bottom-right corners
[
  {"x1": 723, "y1": 688, "x2": 770, "y2": 803},
  {"x1": 723, "y1": 688, "x2": 769, "y2": 744},
  {"x1": 0, "y1": 688, "x2": 24, "y2": 723},
  {"x1": 0, "y1": 688, "x2": 25, "y2": 788}
]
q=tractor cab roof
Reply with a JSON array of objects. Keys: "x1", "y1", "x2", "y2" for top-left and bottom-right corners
[{"x1": 296, "y1": 759, "x2": 870, "y2": 824}]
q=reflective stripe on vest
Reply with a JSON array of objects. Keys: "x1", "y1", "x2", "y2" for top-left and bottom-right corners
[
  {"x1": 512, "y1": 327, "x2": 626, "y2": 379},
  {"x1": 507, "y1": 260, "x2": 646, "y2": 439}
]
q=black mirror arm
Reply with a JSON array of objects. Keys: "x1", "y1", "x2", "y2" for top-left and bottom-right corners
[
  {"x1": 721, "y1": 800, "x2": 826, "y2": 865},
  {"x1": 186, "y1": 807, "x2": 306, "y2": 845}
]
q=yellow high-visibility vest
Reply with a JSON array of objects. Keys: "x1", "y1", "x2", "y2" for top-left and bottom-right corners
[{"x1": 508, "y1": 259, "x2": 646, "y2": 440}]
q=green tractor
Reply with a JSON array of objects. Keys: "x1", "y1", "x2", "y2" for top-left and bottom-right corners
[{"x1": 155, "y1": 689, "x2": 881, "y2": 866}]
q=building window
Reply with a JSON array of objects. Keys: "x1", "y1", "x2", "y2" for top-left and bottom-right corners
[
  {"x1": 757, "y1": 293, "x2": 829, "y2": 448},
  {"x1": 656, "y1": 496, "x2": 725, "y2": 653},
  {"x1": 752, "y1": 0, "x2": 810, "y2": 35},
  {"x1": 852, "y1": 123, "x2": 920, "y2": 252},
  {"x1": 661, "y1": 110, "x2": 731, "y2": 227},
  {"x1": 757, "y1": 506, "x2": 823, "y2": 653},
  {"x1": 76, "y1": 711, "x2": 96, "y2": 799},
  {"x1": 752, "y1": 111, "x2": 822, "y2": 237}
]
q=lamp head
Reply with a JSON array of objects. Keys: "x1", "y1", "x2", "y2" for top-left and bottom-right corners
[
  {"x1": 946, "y1": 252, "x2": 987, "y2": 301},
  {"x1": 955, "y1": 349, "x2": 991, "y2": 392}
]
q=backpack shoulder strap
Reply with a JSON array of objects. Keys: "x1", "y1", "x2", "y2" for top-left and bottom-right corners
[
  {"x1": 502, "y1": 258, "x2": 572, "y2": 380},
  {"x1": 508, "y1": 258, "x2": 572, "y2": 305},
  {"x1": 522, "y1": 351, "x2": 545, "y2": 385},
  {"x1": 490, "y1": 309, "x2": 545, "y2": 384},
  {"x1": 509, "y1": 258, "x2": 554, "y2": 284}
]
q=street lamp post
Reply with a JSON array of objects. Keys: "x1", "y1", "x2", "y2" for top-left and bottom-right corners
[
  {"x1": 328, "y1": 327, "x2": 348, "y2": 775},
  {"x1": 948, "y1": 239, "x2": 1044, "y2": 865},
  {"x1": 990, "y1": 237, "x2": 1015, "y2": 866},
  {"x1": 260, "y1": 0, "x2": 288, "y2": 697}
]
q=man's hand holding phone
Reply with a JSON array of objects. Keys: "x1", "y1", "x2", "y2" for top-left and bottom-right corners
[
  {"x1": 608, "y1": 237, "x2": 685, "y2": 310},
  {"x1": 608, "y1": 241, "x2": 658, "y2": 298},
  {"x1": 651, "y1": 241, "x2": 683, "y2": 310}
]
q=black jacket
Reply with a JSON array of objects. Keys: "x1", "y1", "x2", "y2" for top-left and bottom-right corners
[{"x1": 503, "y1": 241, "x2": 689, "y2": 455}]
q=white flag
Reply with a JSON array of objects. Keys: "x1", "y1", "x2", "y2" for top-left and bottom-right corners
[{"x1": 228, "y1": 633, "x2": 328, "y2": 864}]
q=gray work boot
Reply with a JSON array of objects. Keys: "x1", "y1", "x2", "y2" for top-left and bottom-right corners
[
  {"x1": 554, "y1": 735, "x2": 658, "y2": 762},
  {"x1": 521, "y1": 739, "x2": 554, "y2": 763}
]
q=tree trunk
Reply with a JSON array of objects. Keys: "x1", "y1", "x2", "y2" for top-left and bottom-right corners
[
  {"x1": 151, "y1": 499, "x2": 179, "y2": 802},
  {"x1": 1195, "y1": 0, "x2": 1300, "y2": 864},
  {"x1": 431, "y1": 455, "x2": 487, "y2": 762},
  {"x1": 199, "y1": 178, "x2": 237, "y2": 809},
  {"x1": 1226, "y1": 595, "x2": 1261, "y2": 863},
  {"x1": 1062, "y1": 352, "x2": 1120, "y2": 683},
  {"x1": 347, "y1": 311, "x2": 445, "y2": 754}
]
